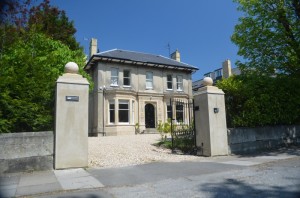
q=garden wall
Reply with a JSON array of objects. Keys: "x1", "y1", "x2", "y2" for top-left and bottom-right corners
[
  {"x1": 0, "y1": 131, "x2": 53, "y2": 174},
  {"x1": 228, "y1": 125, "x2": 300, "y2": 154}
]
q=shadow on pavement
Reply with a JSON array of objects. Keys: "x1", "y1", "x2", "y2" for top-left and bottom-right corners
[{"x1": 199, "y1": 178, "x2": 300, "y2": 198}]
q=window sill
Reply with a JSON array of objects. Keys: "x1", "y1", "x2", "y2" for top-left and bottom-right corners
[
  {"x1": 166, "y1": 89, "x2": 173, "y2": 91},
  {"x1": 118, "y1": 123, "x2": 130, "y2": 125},
  {"x1": 123, "y1": 85, "x2": 131, "y2": 88},
  {"x1": 146, "y1": 87, "x2": 153, "y2": 90},
  {"x1": 110, "y1": 85, "x2": 119, "y2": 87}
]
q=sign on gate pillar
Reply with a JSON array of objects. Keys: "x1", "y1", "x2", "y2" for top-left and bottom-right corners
[
  {"x1": 194, "y1": 77, "x2": 228, "y2": 156},
  {"x1": 55, "y1": 62, "x2": 89, "y2": 169}
]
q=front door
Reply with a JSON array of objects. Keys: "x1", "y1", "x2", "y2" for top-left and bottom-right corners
[{"x1": 145, "y1": 103, "x2": 155, "y2": 128}]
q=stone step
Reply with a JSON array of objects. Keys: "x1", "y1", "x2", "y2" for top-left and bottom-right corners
[{"x1": 143, "y1": 128, "x2": 158, "y2": 134}]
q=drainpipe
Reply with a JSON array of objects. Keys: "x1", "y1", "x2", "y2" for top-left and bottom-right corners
[{"x1": 102, "y1": 87, "x2": 106, "y2": 136}]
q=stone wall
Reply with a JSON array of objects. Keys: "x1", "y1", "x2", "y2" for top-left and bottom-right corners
[
  {"x1": 228, "y1": 125, "x2": 300, "y2": 154},
  {"x1": 0, "y1": 131, "x2": 53, "y2": 174}
]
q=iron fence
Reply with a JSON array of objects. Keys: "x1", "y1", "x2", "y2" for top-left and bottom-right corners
[{"x1": 170, "y1": 98, "x2": 196, "y2": 153}]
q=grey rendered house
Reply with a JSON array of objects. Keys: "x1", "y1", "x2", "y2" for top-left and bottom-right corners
[{"x1": 85, "y1": 42, "x2": 198, "y2": 136}]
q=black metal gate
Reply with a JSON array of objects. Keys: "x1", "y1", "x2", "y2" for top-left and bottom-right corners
[{"x1": 170, "y1": 98, "x2": 196, "y2": 153}]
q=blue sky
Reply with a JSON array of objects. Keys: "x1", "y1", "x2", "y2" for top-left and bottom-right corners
[{"x1": 50, "y1": 0, "x2": 242, "y2": 81}]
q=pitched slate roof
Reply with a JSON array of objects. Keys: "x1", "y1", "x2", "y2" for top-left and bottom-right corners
[{"x1": 85, "y1": 49, "x2": 198, "y2": 72}]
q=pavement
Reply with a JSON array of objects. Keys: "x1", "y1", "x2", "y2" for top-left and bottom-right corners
[{"x1": 0, "y1": 147, "x2": 299, "y2": 198}]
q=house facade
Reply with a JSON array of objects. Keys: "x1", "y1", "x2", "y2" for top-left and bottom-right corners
[{"x1": 85, "y1": 41, "x2": 198, "y2": 136}]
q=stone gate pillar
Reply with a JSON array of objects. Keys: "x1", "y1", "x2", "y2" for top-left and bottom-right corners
[
  {"x1": 194, "y1": 77, "x2": 228, "y2": 156},
  {"x1": 55, "y1": 62, "x2": 89, "y2": 169}
]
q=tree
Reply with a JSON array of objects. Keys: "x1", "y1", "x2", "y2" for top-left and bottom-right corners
[
  {"x1": 28, "y1": 0, "x2": 80, "y2": 50},
  {"x1": 0, "y1": 0, "x2": 80, "y2": 51},
  {"x1": 0, "y1": 0, "x2": 88, "y2": 133},
  {"x1": 232, "y1": 0, "x2": 300, "y2": 77},
  {"x1": 0, "y1": 31, "x2": 87, "y2": 133}
]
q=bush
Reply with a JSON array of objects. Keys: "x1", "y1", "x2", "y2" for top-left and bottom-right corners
[
  {"x1": 217, "y1": 74, "x2": 300, "y2": 128},
  {"x1": 0, "y1": 32, "x2": 88, "y2": 133}
]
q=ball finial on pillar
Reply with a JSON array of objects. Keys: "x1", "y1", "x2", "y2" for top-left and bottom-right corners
[
  {"x1": 64, "y1": 62, "x2": 79, "y2": 74},
  {"x1": 203, "y1": 77, "x2": 213, "y2": 86}
]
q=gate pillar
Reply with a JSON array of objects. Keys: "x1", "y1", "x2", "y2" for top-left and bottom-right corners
[
  {"x1": 55, "y1": 62, "x2": 89, "y2": 169},
  {"x1": 194, "y1": 77, "x2": 228, "y2": 156}
]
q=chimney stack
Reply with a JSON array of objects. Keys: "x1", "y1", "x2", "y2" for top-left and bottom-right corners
[
  {"x1": 222, "y1": 59, "x2": 232, "y2": 78},
  {"x1": 171, "y1": 49, "x2": 180, "y2": 62},
  {"x1": 89, "y1": 38, "x2": 97, "y2": 58}
]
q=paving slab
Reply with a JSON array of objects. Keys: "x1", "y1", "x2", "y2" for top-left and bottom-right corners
[
  {"x1": 0, "y1": 184, "x2": 17, "y2": 198},
  {"x1": 88, "y1": 161, "x2": 243, "y2": 187},
  {"x1": 54, "y1": 168, "x2": 90, "y2": 179},
  {"x1": 0, "y1": 175, "x2": 20, "y2": 197},
  {"x1": 16, "y1": 182, "x2": 62, "y2": 197},
  {"x1": 18, "y1": 171, "x2": 57, "y2": 187},
  {"x1": 54, "y1": 168, "x2": 104, "y2": 190}
]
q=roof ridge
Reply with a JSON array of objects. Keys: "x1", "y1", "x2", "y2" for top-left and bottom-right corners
[
  {"x1": 112, "y1": 49, "x2": 163, "y2": 57},
  {"x1": 96, "y1": 49, "x2": 118, "y2": 55},
  {"x1": 158, "y1": 54, "x2": 198, "y2": 69}
]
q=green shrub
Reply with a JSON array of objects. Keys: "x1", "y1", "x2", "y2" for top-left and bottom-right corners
[{"x1": 217, "y1": 74, "x2": 300, "y2": 127}]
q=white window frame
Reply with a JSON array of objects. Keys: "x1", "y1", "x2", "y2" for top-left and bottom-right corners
[
  {"x1": 146, "y1": 71, "x2": 153, "y2": 89},
  {"x1": 123, "y1": 70, "x2": 131, "y2": 87},
  {"x1": 118, "y1": 100, "x2": 130, "y2": 123},
  {"x1": 167, "y1": 74, "x2": 173, "y2": 90},
  {"x1": 111, "y1": 68, "x2": 119, "y2": 86},
  {"x1": 176, "y1": 75, "x2": 183, "y2": 91}
]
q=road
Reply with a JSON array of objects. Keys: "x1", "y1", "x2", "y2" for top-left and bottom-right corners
[{"x1": 33, "y1": 157, "x2": 300, "y2": 198}]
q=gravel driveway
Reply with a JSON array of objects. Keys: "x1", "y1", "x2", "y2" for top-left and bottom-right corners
[{"x1": 88, "y1": 134, "x2": 200, "y2": 168}]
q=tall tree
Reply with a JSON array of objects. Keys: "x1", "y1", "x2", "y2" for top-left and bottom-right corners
[
  {"x1": 0, "y1": 0, "x2": 80, "y2": 51},
  {"x1": 232, "y1": 0, "x2": 300, "y2": 77},
  {"x1": 0, "y1": 31, "x2": 86, "y2": 133},
  {"x1": 0, "y1": 1, "x2": 88, "y2": 133},
  {"x1": 28, "y1": 0, "x2": 80, "y2": 50}
]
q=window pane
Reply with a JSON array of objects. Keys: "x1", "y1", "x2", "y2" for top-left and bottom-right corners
[
  {"x1": 119, "y1": 103, "x2": 128, "y2": 109},
  {"x1": 124, "y1": 70, "x2": 130, "y2": 77},
  {"x1": 167, "y1": 82, "x2": 172, "y2": 89},
  {"x1": 146, "y1": 72, "x2": 153, "y2": 88},
  {"x1": 176, "y1": 104, "x2": 183, "y2": 122},
  {"x1": 124, "y1": 78, "x2": 130, "y2": 86},
  {"x1": 109, "y1": 103, "x2": 115, "y2": 123},
  {"x1": 124, "y1": 70, "x2": 130, "y2": 86},
  {"x1": 119, "y1": 100, "x2": 129, "y2": 122},
  {"x1": 146, "y1": 81, "x2": 153, "y2": 88},
  {"x1": 167, "y1": 105, "x2": 172, "y2": 120},
  {"x1": 146, "y1": 72, "x2": 152, "y2": 79},
  {"x1": 177, "y1": 76, "x2": 183, "y2": 91},
  {"x1": 111, "y1": 68, "x2": 118, "y2": 85},
  {"x1": 119, "y1": 110, "x2": 129, "y2": 122},
  {"x1": 111, "y1": 77, "x2": 118, "y2": 85},
  {"x1": 167, "y1": 75, "x2": 172, "y2": 89}
]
